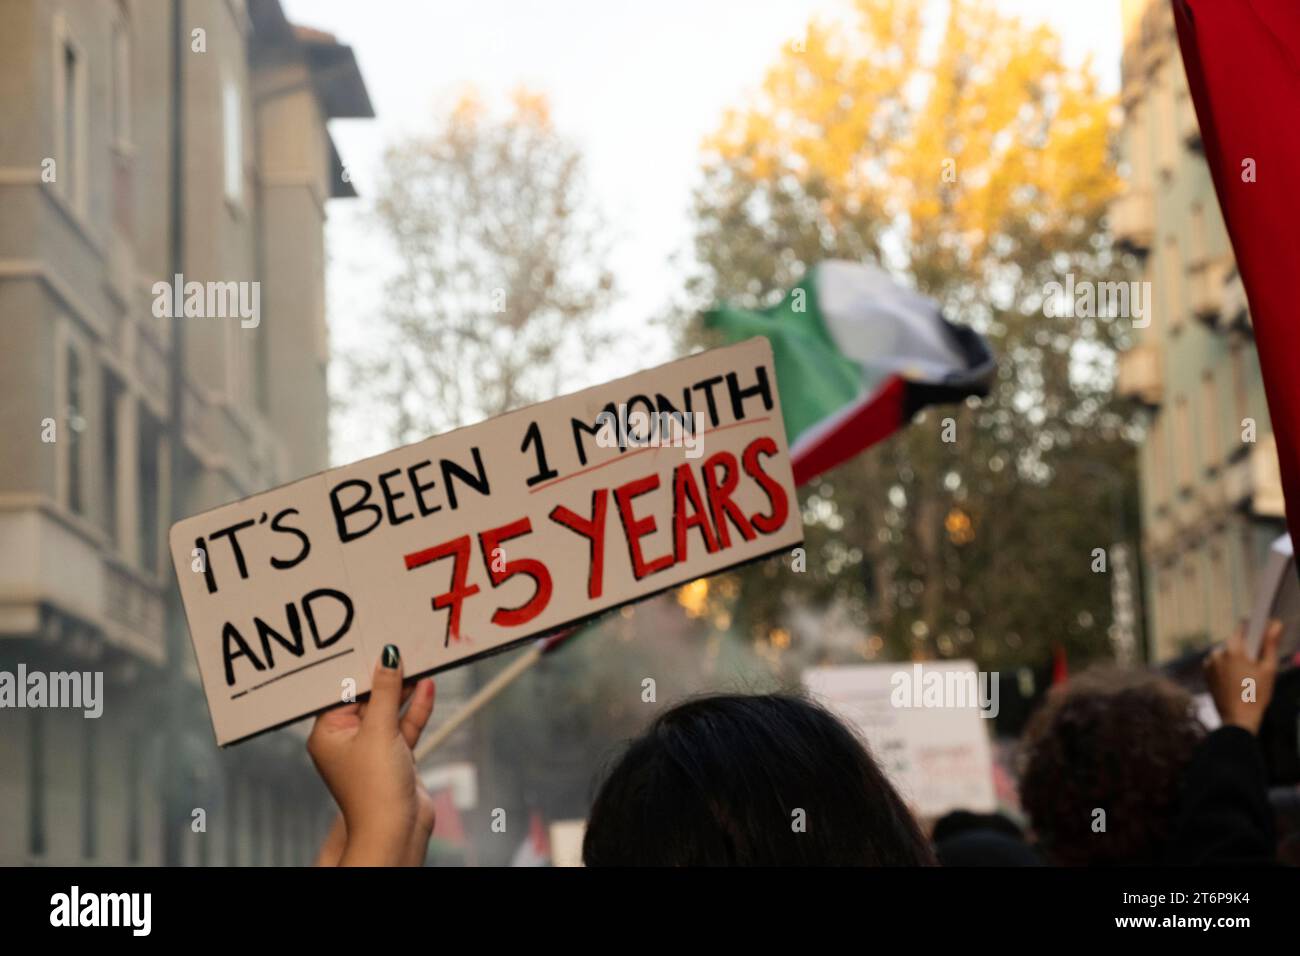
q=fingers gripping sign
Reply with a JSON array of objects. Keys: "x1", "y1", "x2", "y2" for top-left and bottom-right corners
[
  {"x1": 308, "y1": 646, "x2": 437, "y2": 866},
  {"x1": 1203, "y1": 620, "x2": 1282, "y2": 735}
]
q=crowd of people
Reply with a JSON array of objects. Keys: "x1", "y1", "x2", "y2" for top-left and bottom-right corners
[{"x1": 305, "y1": 622, "x2": 1285, "y2": 866}]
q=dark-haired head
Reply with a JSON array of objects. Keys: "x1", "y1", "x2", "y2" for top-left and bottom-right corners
[
  {"x1": 1018, "y1": 667, "x2": 1204, "y2": 865},
  {"x1": 582, "y1": 693, "x2": 934, "y2": 866}
]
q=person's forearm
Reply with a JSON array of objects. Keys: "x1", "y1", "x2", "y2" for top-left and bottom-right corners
[
  {"x1": 338, "y1": 841, "x2": 405, "y2": 866},
  {"x1": 338, "y1": 824, "x2": 417, "y2": 867},
  {"x1": 314, "y1": 813, "x2": 348, "y2": 867}
]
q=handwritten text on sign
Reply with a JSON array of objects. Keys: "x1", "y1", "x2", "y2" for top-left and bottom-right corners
[{"x1": 170, "y1": 338, "x2": 804, "y2": 745}]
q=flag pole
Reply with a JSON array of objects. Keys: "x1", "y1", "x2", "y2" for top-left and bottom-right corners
[{"x1": 414, "y1": 628, "x2": 576, "y2": 763}]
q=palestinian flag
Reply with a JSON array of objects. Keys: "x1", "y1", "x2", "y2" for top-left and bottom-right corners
[{"x1": 704, "y1": 260, "x2": 995, "y2": 486}]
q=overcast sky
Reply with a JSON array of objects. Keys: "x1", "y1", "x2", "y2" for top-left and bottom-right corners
[{"x1": 280, "y1": 0, "x2": 1123, "y2": 463}]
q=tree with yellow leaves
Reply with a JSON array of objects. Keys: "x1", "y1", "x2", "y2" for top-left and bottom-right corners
[{"x1": 685, "y1": 0, "x2": 1140, "y2": 680}]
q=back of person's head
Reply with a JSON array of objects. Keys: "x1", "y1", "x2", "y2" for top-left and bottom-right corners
[
  {"x1": 931, "y1": 809, "x2": 1026, "y2": 844},
  {"x1": 582, "y1": 693, "x2": 935, "y2": 866},
  {"x1": 1018, "y1": 668, "x2": 1204, "y2": 865},
  {"x1": 931, "y1": 811, "x2": 1042, "y2": 866}
]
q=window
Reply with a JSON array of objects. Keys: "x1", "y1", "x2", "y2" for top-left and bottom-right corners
[
  {"x1": 137, "y1": 408, "x2": 162, "y2": 574},
  {"x1": 1190, "y1": 203, "x2": 1207, "y2": 267},
  {"x1": 63, "y1": 44, "x2": 78, "y2": 184},
  {"x1": 1157, "y1": 567, "x2": 1174, "y2": 651},
  {"x1": 65, "y1": 344, "x2": 85, "y2": 516},
  {"x1": 126, "y1": 732, "x2": 141, "y2": 863},
  {"x1": 81, "y1": 718, "x2": 97, "y2": 859},
  {"x1": 1164, "y1": 416, "x2": 1185, "y2": 504},
  {"x1": 112, "y1": 20, "x2": 131, "y2": 147},
  {"x1": 1157, "y1": 69, "x2": 1178, "y2": 176},
  {"x1": 28, "y1": 711, "x2": 47, "y2": 856},
  {"x1": 222, "y1": 74, "x2": 243, "y2": 204},
  {"x1": 54, "y1": 21, "x2": 87, "y2": 213},
  {"x1": 1201, "y1": 370, "x2": 1220, "y2": 470},
  {"x1": 1164, "y1": 237, "x2": 1183, "y2": 332},
  {"x1": 103, "y1": 374, "x2": 121, "y2": 547},
  {"x1": 1174, "y1": 395, "x2": 1194, "y2": 491}
]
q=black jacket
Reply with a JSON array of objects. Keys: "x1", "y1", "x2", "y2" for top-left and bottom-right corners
[{"x1": 1162, "y1": 726, "x2": 1276, "y2": 865}]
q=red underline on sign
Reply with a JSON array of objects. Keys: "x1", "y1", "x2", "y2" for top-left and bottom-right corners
[{"x1": 527, "y1": 416, "x2": 773, "y2": 494}]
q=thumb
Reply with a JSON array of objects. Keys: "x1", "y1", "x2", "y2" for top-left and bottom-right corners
[
  {"x1": 363, "y1": 644, "x2": 405, "y2": 739},
  {"x1": 1226, "y1": 620, "x2": 1246, "y2": 657}
]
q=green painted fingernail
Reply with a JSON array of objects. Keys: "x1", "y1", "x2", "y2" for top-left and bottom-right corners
[{"x1": 382, "y1": 644, "x2": 400, "y2": 668}]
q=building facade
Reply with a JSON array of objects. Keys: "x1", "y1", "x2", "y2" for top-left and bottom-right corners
[
  {"x1": 0, "y1": 0, "x2": 371, "y2": 864},
  {"x1": 1115, "y1": 0, "x2": 1285, "y2": 663}
]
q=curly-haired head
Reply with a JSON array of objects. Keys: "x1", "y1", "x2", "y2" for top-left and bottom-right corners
[{"x1": 1018, "y1": 668, "x2": 1204, "y2": 866}]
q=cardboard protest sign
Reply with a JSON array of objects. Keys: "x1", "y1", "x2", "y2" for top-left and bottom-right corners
[
  {"x1": 171, "y1": 337, "x2": 803, "y2": 745},
  {"x1": 549, "y1": 820, "x2": 587, "y2": 868},
  {"x1": 1246, "y1": 533, "x2": 1297, "y2": 659},
  {"x1": 803, "y1": 661, "x2": 997, "y2": 819}
]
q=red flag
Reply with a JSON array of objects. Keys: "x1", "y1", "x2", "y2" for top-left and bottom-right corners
[
  {"x1": 1052, "y1": 642, "x2": 1069, "y2": 686},
  {"x1": 1172, "y1": 0, "x2": 1300, "y2": 545}
]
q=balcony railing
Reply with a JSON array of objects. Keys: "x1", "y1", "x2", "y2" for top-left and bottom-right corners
[
  {"x1": 103, "y1": 557, "x2": 166, "y2": 665},
  {"x1": 0, "y1": 502, "x2": 166, "y2": 666}
]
